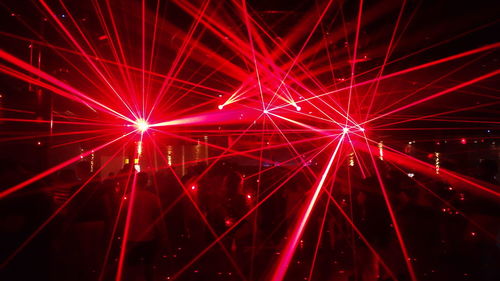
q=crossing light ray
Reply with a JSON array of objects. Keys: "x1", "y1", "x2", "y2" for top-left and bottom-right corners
[{"x1": 0, "y1": 0, "x2": 498, "y2": 281}]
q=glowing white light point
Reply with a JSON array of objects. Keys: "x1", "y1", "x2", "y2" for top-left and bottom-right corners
[
  {"x1": 263, "y1": 109, "x2": 269, "y2": 114},
  {"x1": 296, "y1": 106, "x2": 301, "y2": 111},
  {"x1": 360, "y1": 127, "x2": 365, "y2": 132},
  {"x1": 135, "y1": 119, "x2": 149, "y2": 133},
  {"x1": 343, "y1": 127, "x2": 349, "y2": 133},
  {"x1": 218, "y1": 104, "x2": 224, "y2": 110}
]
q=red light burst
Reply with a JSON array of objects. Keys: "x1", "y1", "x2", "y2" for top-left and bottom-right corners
[{"x1": 0, "y1": 0, "x2": 498, "y2": 281}]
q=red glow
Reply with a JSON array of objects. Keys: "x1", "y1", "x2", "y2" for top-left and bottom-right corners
[
  {"x1": 225, "y1": 218, "x2": 234, "y2": 227},
  {"x1": 0, "y1": 1, "x2": 498, "y2": 280}
]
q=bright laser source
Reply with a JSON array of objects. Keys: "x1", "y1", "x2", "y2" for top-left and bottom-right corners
[{"x1": 135, "y1": 119, "x2": 149, "y2": 133}]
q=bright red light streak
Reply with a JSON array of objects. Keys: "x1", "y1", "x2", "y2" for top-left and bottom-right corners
[
  {"x1": 271, "y1": 133, "x2": 345, "y2": 281},
  {"x1": 368, "y1": 150, "x2": 417, "y2": 281}
]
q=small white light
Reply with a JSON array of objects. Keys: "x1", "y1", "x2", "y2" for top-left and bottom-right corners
[
  {"x1": 296, "y1": 106, "x2": 301, "y2": 111},
  {"x1": 135, "y1": 119, "x2": 149, "y2": 133},
  {"x1": 343, "y1": 127, "x2": 349, "y2": 133},
  {"x1": 218, "y1": 104, "x2": 224, "y2": 110},
  {"x1": 263, "y1": 109, "x2": 269, "y2": 114}
]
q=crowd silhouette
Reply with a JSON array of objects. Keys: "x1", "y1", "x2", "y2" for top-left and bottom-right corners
[{"x1": 0, "y1": 157, "x2": 499, "y2": 281}]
